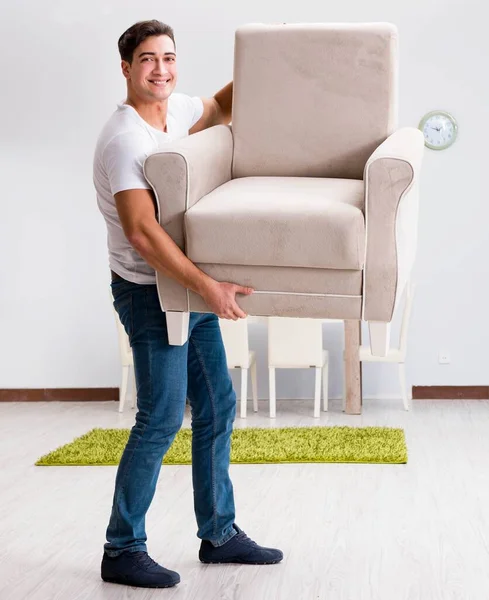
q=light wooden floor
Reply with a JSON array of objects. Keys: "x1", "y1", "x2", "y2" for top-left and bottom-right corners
[{"x1": 1, "y1": 398, "x2": 489, "y2": 600}]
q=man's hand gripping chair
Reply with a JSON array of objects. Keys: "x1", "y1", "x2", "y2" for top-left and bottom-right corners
[{"x1": 143, "y1": 22, "x2": 424, "y2": 355}]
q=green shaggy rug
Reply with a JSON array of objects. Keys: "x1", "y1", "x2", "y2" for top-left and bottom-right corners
[{"x1": 35, "y1": 426, "x2": 407, "y2": 466}]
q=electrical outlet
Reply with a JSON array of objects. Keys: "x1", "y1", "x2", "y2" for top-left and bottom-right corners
[{"x1": 439, "y1": 352, "x2": 451, "y2": 364}]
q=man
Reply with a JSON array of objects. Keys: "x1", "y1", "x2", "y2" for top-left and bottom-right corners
[{"x1": 93, "y1": 20, "x2": 283, "y2": 589}]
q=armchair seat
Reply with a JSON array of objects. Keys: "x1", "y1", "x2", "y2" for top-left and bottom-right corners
[{"x1": 185, "y1": 176, "x2": 365, "y2": 270}]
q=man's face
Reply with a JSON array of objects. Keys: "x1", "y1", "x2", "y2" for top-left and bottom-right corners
[{"x1": 122, "y1": 35, "x2": 177, "y2": 101}]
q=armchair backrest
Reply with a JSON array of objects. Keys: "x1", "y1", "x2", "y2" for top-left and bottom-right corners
[{"x1": 232, "y1": 22, "x2": 398, "y2": 180}]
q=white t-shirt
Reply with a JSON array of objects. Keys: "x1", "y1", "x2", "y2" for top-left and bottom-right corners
[{"x1": 93, "y1": 93, "x2": 204, "y2": 284}]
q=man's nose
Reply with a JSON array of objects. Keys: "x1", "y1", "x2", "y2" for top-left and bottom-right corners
[{"x1": 153, "y1": 59, "x2": 170, "y2": 74}]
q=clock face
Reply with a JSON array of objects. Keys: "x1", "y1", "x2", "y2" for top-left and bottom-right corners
[{"x1": 419, "y1": 111, "x2": 457, "y2": 150}]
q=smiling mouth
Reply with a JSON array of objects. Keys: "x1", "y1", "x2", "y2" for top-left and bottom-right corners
[{"x1": 148, "y1": 79, "x2": 171, "y2": 86}]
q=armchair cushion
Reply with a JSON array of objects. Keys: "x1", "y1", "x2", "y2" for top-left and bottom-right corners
[
  {"x1": 232, "y1": 23, "x2": 398, "y2": 179},
  {"x1": 185, "y1": 176, "x2": 366, "y2": 270}
]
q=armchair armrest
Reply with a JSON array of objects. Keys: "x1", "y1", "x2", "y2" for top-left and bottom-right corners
[
  {"x1": 143, "y1": 124, "x2": 233, "y2": 250},
  {"x1": 362, "y1": 127, "x2": 424, "y2": 322}
]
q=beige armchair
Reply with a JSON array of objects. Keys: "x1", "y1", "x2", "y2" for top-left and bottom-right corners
[{"x1": 143, "y1": 22, "x2": 424, "y2": 355}]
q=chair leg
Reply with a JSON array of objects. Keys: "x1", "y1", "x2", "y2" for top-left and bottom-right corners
[
  {"x1": 269, "y1": 367, "x2": 276, "y2": 418},
  {"x1": 166, "y1": 311, "x2": 190, "y2": 346},
  {"x1": 251, "y1": 359, "x2": 258, "y2": 412},
  {"x1": 368, "y1": 321, "x2": 391, "y2": 357},
  {"x1": 314, "y1": 367, "x2": 321, "y2": 418},
  {"x1": 119, "y1": 365, "x2": 129, "y2": 413},
  {"x1": 129, "y1": 365, "x2": 136, "y2": 409},
  {"x1": 342, "y1": 359, "x2": 346, "y2": 412},
  {"x1": 398, "y1": 363, "x2": 410, "y2": 411},
  {"x1": 322, "y1": 361, "x2": 329, "y2": 412},
  {"x1": 240, "y1": 368, "x2": 248, "y2": 419},
  {"x1": 344, "y1": 320, "x2": 362, "y2": 414}
]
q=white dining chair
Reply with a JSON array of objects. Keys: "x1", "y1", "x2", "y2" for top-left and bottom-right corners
[
  {"x1": 218, "y1": 318, "x2": 258, "y2": 418},
  {"x1": 267, "y1": 317, "x2": 329, "y2": 419},
  {"x1": 109, "y1": 289, "x2": 136, "y2": 413},
  {"x1": 343, "y1": 282, "x2": 416, "y2": 411}
]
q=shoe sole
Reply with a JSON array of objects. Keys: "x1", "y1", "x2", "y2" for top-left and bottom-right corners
[
  {"x1": 102, "y1": 576, "x2": 180, "y2": 588},
  {"x1": 199, "y1": 558, "x2": 283, "y2": 565}
]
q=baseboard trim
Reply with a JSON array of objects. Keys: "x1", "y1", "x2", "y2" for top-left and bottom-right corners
[
  {"x1": 412, "y1": 386, "x2": 489, "y2": 400},
  {"x1": 2, "y1": 387, "x2": 487, "y2": 402},
  {"x1": 1, "y1": 391, "x2": 399, "y2": 403},
  {"x1": 0, "y1": 389, "x2": 119, "y2": 402}
]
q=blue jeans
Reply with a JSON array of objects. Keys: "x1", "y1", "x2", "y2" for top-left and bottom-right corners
[{"x1": 104, "y1": 278, "x2": 238, "y2": 556}]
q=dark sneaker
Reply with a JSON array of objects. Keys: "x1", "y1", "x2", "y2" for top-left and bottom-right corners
[
  {"x1": 101, "y1": 550, "x2": 180, "y2": 588},
  {"x1": 199, "y1": 524, "x2": 283, "y2": 565}
]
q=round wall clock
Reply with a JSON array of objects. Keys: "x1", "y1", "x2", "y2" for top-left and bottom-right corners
[{"x1": 418, "y1": 111, "x2": 458, "y2": 150}]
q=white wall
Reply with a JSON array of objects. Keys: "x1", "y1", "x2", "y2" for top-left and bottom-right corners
[{"x1": 1, "y1": 0, "x2": 487, "y2": 399}]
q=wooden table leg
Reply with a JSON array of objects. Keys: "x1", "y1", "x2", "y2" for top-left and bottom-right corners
[{"x1": 344, "y1": 320, "x2": 362, "y2": 415}]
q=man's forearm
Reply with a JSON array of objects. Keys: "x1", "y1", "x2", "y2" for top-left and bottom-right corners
[
  {"x1": 130, "y1": 221, "x2": 213, "y2": 295},
  {"x1": 213, "y1": 81, "x2": 233, "y2": 124}
]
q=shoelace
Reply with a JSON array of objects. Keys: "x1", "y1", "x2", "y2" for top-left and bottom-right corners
[
  {"x1": 236, "y1": 531, "x2": 259, "y2": 548},
  {"x1": 132, "y1": 551, "x2": 160, "y2": 571}
]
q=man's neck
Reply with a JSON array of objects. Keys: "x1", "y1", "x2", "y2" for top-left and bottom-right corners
[{"x1": 125, "y1": 95, "x2": 169, "y2": 133}]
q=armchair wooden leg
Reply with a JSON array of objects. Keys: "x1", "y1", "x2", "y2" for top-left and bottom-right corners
[
  {"x1": 166, "y1": 311, "x2": 190, "y2": 346},
  {"x1": 344, "y1": 320, "x2": 362, "y2": 415},
  {"x1": 368, "y1": 321, "x2": 391, "y2": 357}
]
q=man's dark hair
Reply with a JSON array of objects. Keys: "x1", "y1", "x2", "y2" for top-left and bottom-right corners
[{"x1": 118, "y1": 20, "x2": 176, "y2": 64}]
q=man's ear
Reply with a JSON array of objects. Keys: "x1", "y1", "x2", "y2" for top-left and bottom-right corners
[{"x1": 121, "y1": 61, "x2": 131, "y2": 81}]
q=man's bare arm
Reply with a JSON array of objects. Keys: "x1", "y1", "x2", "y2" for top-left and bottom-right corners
[
  {"x1": 115, "y1": 188, "x2": 213, "y2": 295},
  {"x1": 189, "y1": 81, "x2": 233, "y2": 134},
  {"x1": 213, "y1": 81, "x2": 232, "y2": 124},
  {"x1": 114, "y1": 188, "x2": 252, "y2": 319}
]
